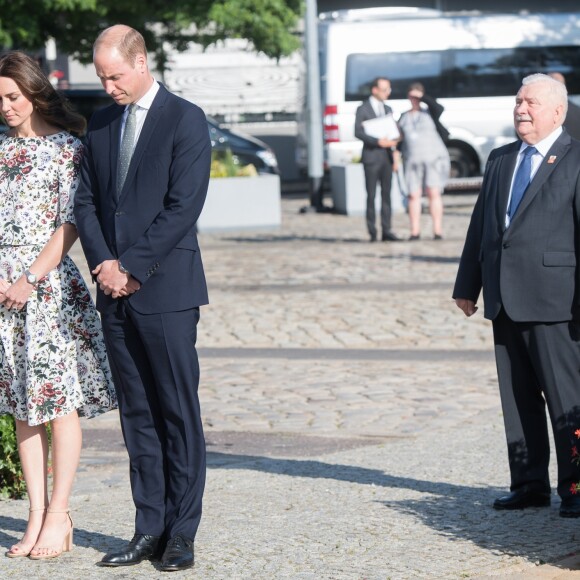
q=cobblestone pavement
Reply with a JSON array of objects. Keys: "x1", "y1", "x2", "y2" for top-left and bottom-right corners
[{"x1": 1, "y1": 193, "x2": 580, "y2": 579}]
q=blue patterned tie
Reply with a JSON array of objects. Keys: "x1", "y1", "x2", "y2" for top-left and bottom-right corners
[
  {"x1": 117, "y1": 104, "x2": 137, "y2": 195},
  {"x1": 508, "y1": 146, "x2": 537, "y2": 220}
]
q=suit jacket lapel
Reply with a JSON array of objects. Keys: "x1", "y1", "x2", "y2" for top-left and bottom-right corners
[
  {"x1": 118, "y1": 86, "x2": 168, "y2": 201},
  {"x1": 497, "y1": 143, "x2": 519, "y2": 231},
  {"x1": 509, "y1": 132, "x2": 571, "y2": 225},
  {"x1": 108, "y1": 106, "x2": 124, "y2": 197},
  {"x1": 365, "y1": 99, "x2": 377, "y2": 119}
]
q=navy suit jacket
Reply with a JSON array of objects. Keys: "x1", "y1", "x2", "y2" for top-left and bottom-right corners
[
  {"x1": 74, "y1": 84, "x2": 211, "y2": 314},
  {"x1": 453, "y1": 130, "x2": 580, "y2": 322}
]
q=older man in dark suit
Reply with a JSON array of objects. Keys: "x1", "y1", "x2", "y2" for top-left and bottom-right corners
[
  {"x1": 74, "y1": 25, "x2": 211, "y2": 570},
  {"x1": 454, "y1": 73, "x2": 580, "y2": 517},
  {"x1": 354, "y1": 77, "x2": 400, "y2": 242}
]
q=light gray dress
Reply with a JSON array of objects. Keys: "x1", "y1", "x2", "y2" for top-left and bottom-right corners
[{"x1": 398, "y1": 110, "x2": 450, "y2": 193}]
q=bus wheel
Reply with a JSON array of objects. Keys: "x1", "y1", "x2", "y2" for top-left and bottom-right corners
[{"x1": 448, "y1": 146, "x2": 476, "y2": 178}]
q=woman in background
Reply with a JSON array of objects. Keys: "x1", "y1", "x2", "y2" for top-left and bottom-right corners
[
  {"x1": 398, "y1": 82, "x2": 450, "y2": 240},
  {"x1": 0, "y1": 51, "x2": 116, "y2": 560}
]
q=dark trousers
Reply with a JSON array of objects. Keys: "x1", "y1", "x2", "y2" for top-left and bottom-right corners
[
  {"x1": 101, "y1": 302, "x2": 206, "y2": 541},
  {"x1": 363, "y1": 160, "x2": 392, "y2": 237},
  {"x1": 492, "y1": 309, "x2": 580, "y2": 499}
]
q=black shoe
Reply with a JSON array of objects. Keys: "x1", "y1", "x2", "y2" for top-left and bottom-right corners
[
  {"x1": 98, "y1": 534, "x2": 162, "y2": 567},
  {"x1": 382, "y1": 232, "x2": 401, "y2": 241},
  {"x1": 433, "y1": 234, "x2": 443, "y2": 240},
  {"x1": 493, "y1": 489, "x2": 551, "y2": 510},
  {"x1": 408, "y1": 234, "x2": 420, "y2": 241},
  {"x1": 369, "y1": 233, "x2": 377, "y2": 242},
  {"x1": 159, "y1": 534, "x2": 194, "y2": 571},
  {"x1": 560, "y1": 496, "x2": 580, "y2": 518}
]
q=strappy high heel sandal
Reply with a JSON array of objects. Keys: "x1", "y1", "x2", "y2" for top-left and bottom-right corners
[
  {"x1": 28, "y1": 509, "x2": 74, "y2": 560},
  {"x1": 6, "y1": 507, "x2": 47, "y2": 558}
]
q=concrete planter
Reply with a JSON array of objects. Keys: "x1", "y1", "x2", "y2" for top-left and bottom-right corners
[
  {"x1": 197, "y1": 174, "x2": 281, "y2": 232},
  {"x1": 330, "y1": 163, "x2": 405, "y2": 216}
]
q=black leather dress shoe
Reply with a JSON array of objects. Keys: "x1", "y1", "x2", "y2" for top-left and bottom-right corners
[
  {"x1": 560, "y1": 496, "x2": 580, "y2": 518},
  {"x1": 98, "y1": 534, "x2": 161, "y2": 567},
  {"x1": 159, "y1": 534, "x2": 194, "y2": 571},
  {"x1": 493, "y1": 489, "x2": 551, "y2": 510},
  {"x1": 382, "y1": 232, "x2": 401, "y2": 241}
]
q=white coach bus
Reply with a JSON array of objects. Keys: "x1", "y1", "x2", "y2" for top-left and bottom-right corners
[{"x1": 297, "y1": 7, "x2": 580, "y2": 180}]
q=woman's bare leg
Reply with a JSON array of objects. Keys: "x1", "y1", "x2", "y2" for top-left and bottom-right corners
[
  {"x1": 30, "y1": 411, "x2": 81, "y2": 557},
  {"x1": 407, "y1": 191, "x2": 422, "y2": 237},
  {"x1": 426, "y1": 186, "x2": 443, "y2": 237},
  {"x1": 7, "y1": 419, "x2": 49, "y2": 556}
]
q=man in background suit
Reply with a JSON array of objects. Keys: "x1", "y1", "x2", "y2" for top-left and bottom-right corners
[
  {"x1": 355, "y1": 77, "x2": 400, "y2": 242},
  {"x1": 453, "y1": 74, "x2": 580, "y2": 517},
  {"x1": 74, "y1": 25, "x2": 211, "y2": 570},
  {"x1": 548, "y1": 72, "x2": 580, "y2": 140}
]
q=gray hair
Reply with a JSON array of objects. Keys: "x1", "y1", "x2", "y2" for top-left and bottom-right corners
[{"x1": 521, "y1": 73, "x2": 568, "y2": 120}]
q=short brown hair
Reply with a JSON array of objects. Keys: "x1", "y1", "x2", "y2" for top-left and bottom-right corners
[
  {"x1": 94, "y1": 26, "x2": 147, "y2": 67},
  {"x1": 0, "y1": 51, "x2": 86, "y2": 134},
  {"x1": 371, "y1": 77, "x2": 390, "y2": 90}
]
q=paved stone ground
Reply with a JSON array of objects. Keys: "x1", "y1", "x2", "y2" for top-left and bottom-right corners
[{"x1": 1, "y1": 193, "x2": 580, "y2": 579}]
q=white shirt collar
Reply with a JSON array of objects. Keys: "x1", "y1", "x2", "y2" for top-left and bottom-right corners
[
  {"x1": 369, "y1": 96, "x2": 385, "y2": 115},
  {"x1": 128, "y1": 79, "x2": 160, "y2": 112},
  {"x1": 505, "y1": 125, "x2": 563, "y2": 227},
  {"x1": 519, "y1": 126, "x2": 563, "y2": 158}
]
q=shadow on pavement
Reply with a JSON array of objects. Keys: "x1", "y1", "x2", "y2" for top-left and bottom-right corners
[
  {"x1": 221, "y1": 234, "x2": 368, "y2": 244},
  {"x1": 0, "y1": 514, "x2": 126, "y2": 553},
  {"x1": 208, "y1": 452, "x2": 574, "y2": 565}
]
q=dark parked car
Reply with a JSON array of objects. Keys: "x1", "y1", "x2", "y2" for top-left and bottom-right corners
[
  {"x1": 206, "y1": 116, "x2": 279, "y2": 175},
  {"x1": 58, "y1": 89, "x2": 280, "y2": 174}
]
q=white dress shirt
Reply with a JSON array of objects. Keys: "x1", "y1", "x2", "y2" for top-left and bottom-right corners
[
  {"x1": 369, "y1": 95, "x2": 386, "y2": 117},
  {"x1": 119, "y1": 80, "x2": 160, "y2": 151},
  {"x1": 505, "y1": 126, "x2": 563, "y2": 227}
]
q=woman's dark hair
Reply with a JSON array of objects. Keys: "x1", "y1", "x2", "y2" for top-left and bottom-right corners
[
  {"x1": 0, "y1": 51, "x2": 86, "y2": 135},
  {"x1": 408, "y1": 82, "x2": 425, "y2": 93}
]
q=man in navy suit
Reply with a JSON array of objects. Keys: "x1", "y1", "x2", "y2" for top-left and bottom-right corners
[
  {"x1": 354, "y1": 77, "x2": 401, "y2": 242},
  {"x1": 74, "y1": 25, "x2": 211, "y2": 571},
  {"x1": 454, "y1": 74, "x2": 580, "y2": 517}
]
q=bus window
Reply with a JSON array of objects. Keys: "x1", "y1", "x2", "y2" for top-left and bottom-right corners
[
  {"x1": 449, "y1": 49, "x2": 525, "y2": 98},
  {"x1": 346, "y1": 47, "x2": 580, "y2": 103},
  {"x1": 450, "y1": 47, "x2": 580, "y2": 97},
  {"x1": 346, "y1": 52, "x2": 443, "y2": 101}
]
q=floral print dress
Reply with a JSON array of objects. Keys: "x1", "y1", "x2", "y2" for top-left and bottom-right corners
[{"x1": 0, "y1": 132, "x2": 117, "y2": 426}]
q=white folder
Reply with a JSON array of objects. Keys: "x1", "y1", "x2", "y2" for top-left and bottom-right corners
[{"x1": 362, "y1": 114, "x2": 400, "y2": 140}]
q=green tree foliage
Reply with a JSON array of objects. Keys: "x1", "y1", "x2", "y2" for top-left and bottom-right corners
[
  {"x1": 0, "y1": 415, "x2": 26, "y2": 499},
  {"x1": 0, "y1": 0, "x2": 302, "y2": 71}
]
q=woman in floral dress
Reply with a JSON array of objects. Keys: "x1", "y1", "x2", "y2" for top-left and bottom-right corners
[{"x1": 0, "y1": 52, "x2": 116, "y2": 559}]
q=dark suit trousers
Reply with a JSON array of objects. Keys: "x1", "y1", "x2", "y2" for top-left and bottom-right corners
[
  {"x1": 363, "y1": 160, "x2": 393, "y2": 237},
  {"x1": 101, "y1": 302, "x2": 206, "y2": 540},
  {"x1": 492, "y1": 309, "x2": 580, "y2": 499}
]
